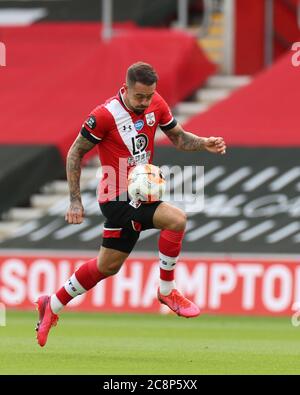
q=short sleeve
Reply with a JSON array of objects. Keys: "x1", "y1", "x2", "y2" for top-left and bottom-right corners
[
  {"x1": 81, "y1": 106, "x2": 112, "y2": 144},
  {"x1": 158, "y1": 96, "x2": 177, "y2": 131}
]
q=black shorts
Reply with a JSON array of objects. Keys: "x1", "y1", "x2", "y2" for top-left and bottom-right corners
[{"x1": 99, "y1": 195, "x2": 162, "y2": 253}]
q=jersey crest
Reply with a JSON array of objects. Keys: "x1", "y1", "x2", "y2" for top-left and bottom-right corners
[{"x1": 145, "y1": 112, "x2": 155, "y2": 126}]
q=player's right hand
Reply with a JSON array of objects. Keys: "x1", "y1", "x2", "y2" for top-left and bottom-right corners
[{"x1": 65, "y1": 200, "x2": 85, "y2": 224}]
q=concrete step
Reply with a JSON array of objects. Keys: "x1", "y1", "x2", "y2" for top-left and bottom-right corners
[
  {"x1": 206, "y1": 75, "x2": 252, "y2": 89},
  {"x1": 87, "y1": 156, "x2": 100, "y2": 167},
  {"x1": 207, "y1": 25, "x2": 224, "y2": 36},
  {"x1": 31, "y1": 194, "x2": 65, "y2": 209},
  {"x1": 199, "y1": 37, "x2": 224, "y2": 49},
  {"x1": 5, "y1": 207, "x2": 45, "y2": 221},
  {"x1": 196, "y1": 88, "x2": 231, "y2": 104},
  {"x1": 81, "y1": 167, "x2": 98, "y2": 181},
  {"x1": 42, "y1": 180, "x2": 69, "y2": 194},
  {"x1": 174, "y1": 102, "x2": 209, "y2": 116},
  {"x1": 174, "y1": 115, "x2": 189, "y2": 124},
  {"x1": 0, "y1": 221, "x2": 22, "y2": 239},
  {"x1": 43, "y1": 172, "x2": 97, "y2": 195},
  {"x1": 202, "y1": 49, "x2": 223, "y2": 64},
  {"x1": 198, "y1": 27, "x2": 223, "y2": 39},
  {"x1": 211, "y1": 13, "x2": 224, "y2": 23}
]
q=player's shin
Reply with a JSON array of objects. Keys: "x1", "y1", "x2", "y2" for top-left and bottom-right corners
[
  {"x1": 50, "y1": 258, "x2": 107, "y2": 314},
  {"x1": 158, "y1": 229, "x2": 184, "y2": 295}
]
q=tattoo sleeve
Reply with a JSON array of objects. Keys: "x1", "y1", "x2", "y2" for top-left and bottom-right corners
[
  {"x1": 66, "y1": 135, "x2": 96, "y2": 202},
  {"x1": 163, "y1": 128, "x2": 206, "y2": 151}
]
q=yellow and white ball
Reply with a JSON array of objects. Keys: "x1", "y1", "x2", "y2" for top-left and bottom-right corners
[{"x1": 128, "y1": 164, "x2": 166, "y2": 203}]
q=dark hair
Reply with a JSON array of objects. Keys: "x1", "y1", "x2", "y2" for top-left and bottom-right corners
[{"x1": 126, "y1": 62, "x2": 158, "y2": 86}]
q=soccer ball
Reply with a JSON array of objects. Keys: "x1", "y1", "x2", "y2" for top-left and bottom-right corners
[{"x1": 128, "y1": 164, "x2": 166, "y2": 203}]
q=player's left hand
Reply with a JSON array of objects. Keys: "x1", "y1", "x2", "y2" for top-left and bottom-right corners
[{"x1": 204, "y1": 137, "x2": 226, "y2": 155}]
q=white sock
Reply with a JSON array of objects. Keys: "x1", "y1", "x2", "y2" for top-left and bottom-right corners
[
  {"x1": 159, "y1": 252, "x2": 177, "y2": 296},
  {"x1": 50, "y1": 294, "x2": 64, "y2": 314},
  {"x1": 50, "y1": 274, "x2": 87, "y2": 314},
  {"x1": 159, "y1": 279, "x2": 176, "y2": 296}
]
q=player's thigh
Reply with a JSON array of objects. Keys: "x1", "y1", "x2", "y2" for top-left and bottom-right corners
[
  {"x1": 153, "y1": 202, "x2": 187, "y2": 231},
  {"x1": 97, "y1": 246, "x2": 130, "y2": 276},
  {"x1": 100, "y1": 197, "x2": 161, "y2": 231}
]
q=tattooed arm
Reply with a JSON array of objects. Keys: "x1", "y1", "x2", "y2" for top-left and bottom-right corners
[
  {"x1": 163, "y1": 123, "x2": 226, "y2": 154},
  {"x1": 65, "y1": 134, "x2": 96, "y2": 224}
]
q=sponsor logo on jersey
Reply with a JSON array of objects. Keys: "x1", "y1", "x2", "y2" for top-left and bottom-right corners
[
  {"x1": 134, "y1": 120, "x2": 144, "y2": 131},
  {"x1": 145, "y1": 112, "x2": 155, "y2": 126},
  {"x1": 127, "y1": 151, "x2": 151, "y2": 166},
  {"x1": 86, "y1": 115, "x2": 96, "y2": 130},
  {"x1": 135, "y1": 133, "x2": 148, "y2": 152},
  {"x1": 123, "y1": 124, "x2": 132, "y2": 132}
]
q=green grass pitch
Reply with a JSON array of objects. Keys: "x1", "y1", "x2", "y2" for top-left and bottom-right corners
[{"x1": 1, "y1": 310, "x2": 300, "y2": 374}]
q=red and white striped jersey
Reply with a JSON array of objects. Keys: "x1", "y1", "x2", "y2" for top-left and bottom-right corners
[{"x1": 81, "y1": 87, "x2": 177, "y2": 202}]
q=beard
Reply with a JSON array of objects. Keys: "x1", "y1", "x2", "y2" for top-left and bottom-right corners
[{"x1": 134, "y1": 106, "x2": 148, "y2": 114}]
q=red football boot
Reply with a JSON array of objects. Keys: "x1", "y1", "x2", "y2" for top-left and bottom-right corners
[
  {"x1": 158, "y1": 288, "x2": 201, "y2": 318},
  {"x1": 35, "y1": 295, "x2": 59, "y2": 347}
]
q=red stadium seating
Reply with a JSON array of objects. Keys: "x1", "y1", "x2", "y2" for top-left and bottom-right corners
[
  {"x1": 160, "y1": 50, "x2": 300, "y2": 146},
  {"x1": 0, "y1": 23, "x2": 215, "y2": 159}
]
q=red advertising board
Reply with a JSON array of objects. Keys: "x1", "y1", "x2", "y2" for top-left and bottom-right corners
[{"x1": 0, "y1": 252, "x2": 300, "y2": 316}]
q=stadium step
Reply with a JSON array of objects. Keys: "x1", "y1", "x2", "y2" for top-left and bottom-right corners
[
  {"x1": 206, "y1": 25, "x2": 224, "y2": 36},
  {"x1": 156, "y1": 73, "x2": 251, "y2": 140},
  {"x1": 174, "y1": 115, "x2": 189, "y2": 124},
  {"x1": 206, "y1": 75, "x2": 252, "y2": 89},
  {"x1": 197, "y1": 10, "x2": 225, "y2": 71},
  {"x1": 5, "y1": 207, "x2": 45, "y2": 221},
  {"x1": 30, "y1": 194, "x2": 66, "y2": 209},
  {"x1": 199, "y1": 37, "x2": 223, "y2": 50},
  {"x1": 81, "y1": 167, "x2": 98, "y2": 181},
  {"x1": 204, "y1": 50, "x2": 223, "y2": 65},
  {"x1": 196, "y1": 88, "x2": 231, "y2": 104},
  {"x1": 42, "y1": 180, "x2": 69, "y2": 194},
  {"x1": 41, "y1": 171, "x2": 96, "y2": 195},
  {"x1": 0, "y1": 221, "x2": 22, "y2": 240},
  {"x1": 174, "y1": 102, "x2": 209, "y2": 116}
]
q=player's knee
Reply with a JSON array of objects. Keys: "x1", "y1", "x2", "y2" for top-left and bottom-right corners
[
  {"x1": 168, "y1": 211, "x2": 187, "y2": 231},
  {"x1": 97, "y1": 259, "x2": 123, "y2": 277},
  {"x1": 104, "y1": 267, "x2": 120, "y2": 276}
]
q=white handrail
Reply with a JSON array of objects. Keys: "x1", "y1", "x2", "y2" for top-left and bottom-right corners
[
  {"x1": 177, "y1": 0, "x2": 189, "y2": 29},
  {"x1": 101, "y1": 0, "x2": 113, "y2": 41},
  {"x1": 199, "y1": 0, "x2": 214, "y2": 38},
  {"x1": 264, "y1": 0, "x2": 274, "y2": 66},
  {"x1": 223, "y1": 0, "x2": 235, "y2": 75}
]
